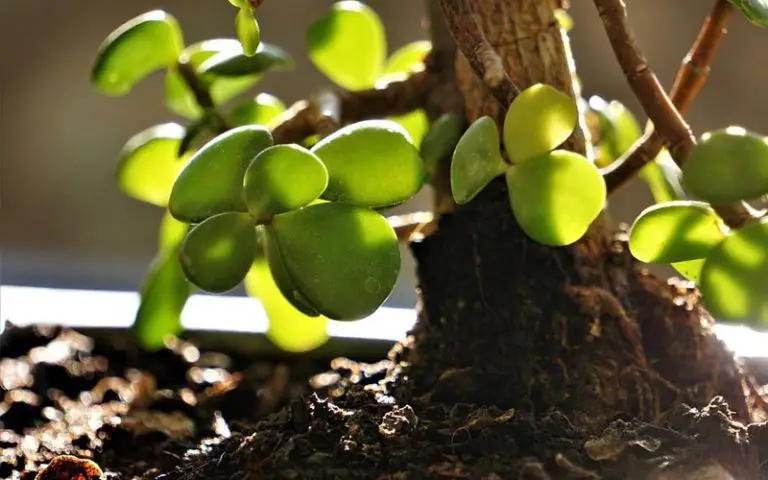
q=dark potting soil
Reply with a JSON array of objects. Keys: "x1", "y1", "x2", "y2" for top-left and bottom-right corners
[{"x1": 3, "y1": 323, "x2": 768, "y2": 479}]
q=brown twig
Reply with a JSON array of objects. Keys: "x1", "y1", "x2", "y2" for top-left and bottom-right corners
[
  {"x1": 437, "y1": 0, "x2": 519, "y2": 108},
  {"x1": 177, "y1": 56, "x2": 215, "y2": 111},
  {"x1": 603, "y1": 0, "x2": 734, "y2": 194},
  {"x1": 593, "y1": 0, "x2": 755, "y2": 228},
  {"x1": 249, "y1": 0, "x2": 266, "y2": 8},
  {"x1": 270, "y1": 70, "x2": 433, "y2": 144}
]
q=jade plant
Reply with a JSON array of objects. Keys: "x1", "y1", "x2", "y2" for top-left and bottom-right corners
[{"x1": 90, "y1": 0, "x2": 768, "y2": 356}]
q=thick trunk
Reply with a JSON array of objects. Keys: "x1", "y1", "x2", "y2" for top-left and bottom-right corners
[{"x1": 403, "y1": 0, "x2": 749, "y2": 432}]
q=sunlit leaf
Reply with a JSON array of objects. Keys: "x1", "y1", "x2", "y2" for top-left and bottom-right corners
[
  {"x1": 639, "y1": 149, "x2": 686, "y2": 203},
  {"x1": 229, "y1": 93, "x2": 286, "y2": 127},
  {"x1": 728, "y1": 0, "x2": 768, "y2": 27},
  {"x1": 682, "y1": 127, "x2": 768, "y2": 203},
  {"x1": 421, "y1": 113, "x2": 463, "y2": 178},
  {"x1": 451, "y1": 116, "x2": 508, "y2": 204},
  {"x1": 164, "y1": 39, "x2": 260, "y2": 119},
  {"x1": 243, "y1": 144, "x2": 329, "y2": 221},
  {"x1": 159, "y1": 209, "x2": 190, "y2": 251},
  {"x1": 307, "y1": 1, "x2": 386, "y2": 90},
  {"x1": 117, "y1": 123, "x2": 190, "y2": 207},
  {"x1": 311, "y1": 120, "x2": 424, "y2": 208},
  {"x1": 235, "y1": 7, "x2": 261, "y2": 56},
  {"x1": 198, "y1": 42, "x2": 294, "y2": 77},
  {"x1": 384, "y1": 40, "x2": 431, "y2": 76},
  {"x1": 628, "y1": 201, "x2": 727, "y2": 264},
  {"x1": 180, "y1": 212, "x2": 257, "y2": 293},
  {"x1": 265, "y1": 202, "x2": 400, "y2": 320},
  {"x1": 700, "y1": 218, "x2": 768, "y2": 324},
  {"x1": 672, "y1": 258, "x2": 706, "y2": 283},
  {"x1": 588, "y1": 96, "x2": 641, "y2": 167},
  {"x1": 503, "y1": 84, "x2": 578, "y2": 163},
  {"x1": 245, "y1": 257, "x2": 329, "y2": 353},
  {"x1": 170, "y1": 125, "x2": 273, "y2": 222},
  {"x1": 133, "y1": 247, "x2": 191, "y2": 351},
  {"x1": 92, "y1": 10, "x2": 183, "y2": 96},
  {"x1": 507, "y1": 150, "x2": 606, "y2": 246},
  {"x1": 389, "y1": 109, "x2": 429, "y2": 150}
]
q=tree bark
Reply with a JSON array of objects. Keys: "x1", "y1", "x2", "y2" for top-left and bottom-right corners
[{"x1": 402, "y1": 0, "x2": 749, "y2": 432}]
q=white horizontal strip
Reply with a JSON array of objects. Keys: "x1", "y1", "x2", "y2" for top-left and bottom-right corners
[{"x1": 0, "y1": 285, "x2": 765, "y2": 357}]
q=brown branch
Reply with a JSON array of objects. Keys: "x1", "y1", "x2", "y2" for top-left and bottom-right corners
[
  {"x1": 593, "y1": 0, "x2": 755, "y2": 229},
  {"x1": 177, "y1": 56, "x2": 215, "y2": 111},
  {"x1": 437, "y1": 0, "x2": 519, "y2": 108},
  {"x1": 270, "y1": 70, "x2": 433, "y2": 144},
  {"x1": 249, "y1": 0, "x2": 265, "y2": 8},
  {"x1": 603, "y1": 0, "x2": 734, "y2": 194}
]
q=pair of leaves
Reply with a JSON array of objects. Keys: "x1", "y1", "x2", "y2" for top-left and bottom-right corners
[
  {"x1": 629, "y1": 200, "x2": 768, "y2": 325},
  {"x1": 451, "y1": 84, "x2": 605, "y2": 247}
]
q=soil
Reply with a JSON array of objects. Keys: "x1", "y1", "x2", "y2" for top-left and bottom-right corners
[{"x1": 3, "y1": 289, "x2": 768, "y2": 479}]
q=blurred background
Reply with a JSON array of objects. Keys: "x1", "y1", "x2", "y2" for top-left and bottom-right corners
[{"x1": 2, "y1": 0, "x2": 767, "y2": 308}]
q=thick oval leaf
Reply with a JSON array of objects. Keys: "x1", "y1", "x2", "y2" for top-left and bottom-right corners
[
  {"x1": 229, "y1": 93, "x2": 286, "y2": 127},
  {"x1": 389, "y1": 110, "x2": 429, "y2": 150},
  {"x1": 170, "y1": 125, "x2": 273, "y2": 222},
  {"x1": 243, "y1": 144, "x2": 329, "y2": 221},
  {"x1": 133, "y1": 247, "x2": 192, "y2": 351},
  {"x1": 672, "y1": 258, "x2": 706, "y2": 284},
  {"x1": 265, "y1": 202, "x2": 400, "y2": 320},
  {"x1": 728, "y1": 0, "x2": 768, "y2": 27},
  {"x1": 682, "y1": 127, "x2": 768, "y2": 203},
  {"x1": 311, "y1": 120, "x2": 424, "y2": 208},
  {"x1": 92, "y1": 10, "x2": 183, "y2": 96},
  {"x1": 164, "y1": 39, "x2": 260, "y2": 119},
  {"x1": 245, "y1": 258, "x2": 329, "y2": 353},
  {"x1": 588, "y1": 96, "x2": 641, "y2": 167},
  {"x1": 180, "y1": 212, "x2": 257, "y2": 293},
  {"x1": 507, "y1": 150, "x2": 606, "y2": 246},
  {"x1": 421, "y1": 113, "x2": 463, "y2": 178},
  {"x1": 263, "y1": 231, "x2": 322, "y2": 317},
  {"x1": 451, "y1": 116, "x2": 508, "y2": 204},
  {"x1": 235, "y1": 7, "x2": 261, "y2": 56},
  {"x1": 117, "y1": 123, "x2": 189, "y2": 207},
  {"x1": 699, "y1": 219, "x2": 768, "y2": 324},
  {"x1": 503, "y1": 84, "x2": 578, "y2": 163},
  {"x1": 198, "y1": 42, "x2": 294, "y2": 77},
  {"x1": 307, "y1": 1, "x2": 386, "y2": 90},
  {"x1": 628, "y1": 201, "x2": 727, "y2": 264},
  {"x1": 384, "y1": 41, "x2": 431, "y2": 76}
]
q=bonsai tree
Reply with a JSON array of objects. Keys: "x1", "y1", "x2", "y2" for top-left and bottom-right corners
[{"x1": 85, "y1": 0, "x2": 768, "y2": 477}]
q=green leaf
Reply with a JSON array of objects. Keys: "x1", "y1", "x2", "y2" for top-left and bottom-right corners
[
  {"x1": 180, "y1": 212, "x2": 258, "y2": 293},
  {"x1": 229, "y1": 93, "x2": 286, "y2": 127},
  {"x1": 384, "y1": 40, "x2": 431, "y2": 76},
  {"x1": 507, "y1": 150, "x2": 606, "y2": 246},
  {"x1": 170, "y1": 125, "x2": 273, "y2": 222},
  {"x1": 198, "y1": 42, "x2": 294, "y2": 77},
  {"x1": 451, "y1": 116, "x2": 508, "y2": 204},
  {"x1": 265, "y1": 202, "x2": 400, "y2": 320},
  {"x1": 177, "y1": 113, "x2": 219, "y2": 157},
  {"x1": 243, "y1": 144, "x2": 329, "y2": 221},
  {"x1": 422, "y1": 113, "x2": 463, "y2": 178},
  {"x1": 389, "y1": 110, "x2": 429, "y2": 150},
  {"x1": 263, "y1": 230, "x2": 322, "y2": 317},
  {"x1": 159, "y1": 209, "x2": 190, "y2": 251},
  {"x1": 164, "y1": 39, "x2": 260, "y2": 119},
  {"x1": 245, "y1": 257, "x2": 329, "y2": 353},
  {"x1": 235, "y1": 7, "x2": 261, "y2": 56},
  {"x1": 117, "y1": 123, "x2": 190, "y2": 207},
  {"x1": 92, "y1": 10, "x2": 184, "y2": 96},
  {"x1": 639, "y1": 149, "x2": 686, "y2": 203},
  {"x1": 229, "y1": 0, "x2": 249, "y2": 6},
  {"x1": 133, "y1": 247, "x2": 192, "y2": 351},
  {"x1": 307, "y1": 1, "x2": 386, "y2": 90},
  {"x1": 503, "y1": 84, "x2": 578, "y2": 163},
  {"x1": 700, "y1": 218, "x2": 768, "y2": 324},
  {"x1": 672, "y1": 258, "x2": 706, "y2": 284},
  {"x1": 682, "y1": 127, "x2": 768, "y2": 203},
  {"x1": 628, "y1": 201, "x2": 727, "y2": 264},
  {"x1": 312, "y1": 120, "x2": 424, "y2": 208},
  {"x1": 728, "y1": 0, "x2": 768, "y2": 27},
  {"x1": 588, "y1": 96, "x2": 641, "y2": 167}
]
